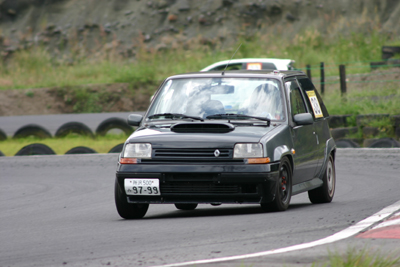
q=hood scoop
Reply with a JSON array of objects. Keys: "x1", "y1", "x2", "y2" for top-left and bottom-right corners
[{"x1": 171, "y1": 122, "x2": 235, "y2": 133}]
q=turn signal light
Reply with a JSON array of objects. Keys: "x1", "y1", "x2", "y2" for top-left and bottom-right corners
[
  {"x1": 120, "y1": 158, "x2": 137, "y2": 164},
  {"x1": 247, "y1": 157, "x2": 270, "y2": 164}
]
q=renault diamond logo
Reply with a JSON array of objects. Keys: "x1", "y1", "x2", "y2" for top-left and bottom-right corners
[{"x1": 214, "y1": 149, "x2": 220, "y2": 157}]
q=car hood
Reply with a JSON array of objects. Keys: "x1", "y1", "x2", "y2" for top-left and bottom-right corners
[{"x1": 126, "y1": 123, "x2": 278, "y2": 149}]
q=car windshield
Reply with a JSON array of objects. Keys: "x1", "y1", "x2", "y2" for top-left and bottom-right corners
[{"x1": 146, "y1": 77, "x2": 285, "y2": 121}]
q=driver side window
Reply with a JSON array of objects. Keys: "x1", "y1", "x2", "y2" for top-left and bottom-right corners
[{"x1": 286, "y1": 81, "x2": 307, "y2": 117}]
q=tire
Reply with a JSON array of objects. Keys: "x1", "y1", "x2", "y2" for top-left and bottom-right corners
[
  {"x1": 15, "y1": 143, "x2": 56, "y2": 156},
  {"x1": 65, "y1": 146, "x2": 97, "y2": 154},
  {"x1": 335, "y1": 139, "x2": 360, "y2": 148},
  {"x1": 174, "y1": 203, "x2": 198, "y2": 210},
  {"x1": 369, "y1": 138, "x2": 400, "y2": 148},
  {"x1": 13, "y1": 124, "x2": 52, "y2": 139},
  {"x1": 55, "y1": 122, "x2": 94, "y2": 138},
  {"x1": 108, "y1": 143, "x2": 124, "y2": 153},
  {"x1": 308, "y1": 154, "x2": 336, "y2": 204},
  {"x1": 261, "y1": 157, "x2": 292, "y2": 212},
  {"x1": 114, "y1": 179, "x2": 149, "y2": 219},
  {"x1": 96, "y1": 117, "x2": 133, "y2": 136},
  {"x1": 0, "y1": 150, "x2": 5, "y2": 157},
  {"x1": 0, "y1": 128, "x2": 7, "y2": 141}
]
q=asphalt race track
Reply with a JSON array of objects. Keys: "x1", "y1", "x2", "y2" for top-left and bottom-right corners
[{"x1": 1, "y1": 148, "x2": 399, "y2": 267}]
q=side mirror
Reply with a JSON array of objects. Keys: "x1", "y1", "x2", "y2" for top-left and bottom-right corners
[
  {"x1": 293, "y1": 113, "x2": 313, "y2": 125},
  {"x1": 127, "y1": 114, "x2": 143, "y2": 126}
]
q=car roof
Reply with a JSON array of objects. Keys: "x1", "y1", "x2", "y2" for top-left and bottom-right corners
[
  {"x1": 166, "y1": 70, "x2": 306, "y2": 80},
  {"x1": 200, "y1": 58, "x2": 295, "y2": 71}
]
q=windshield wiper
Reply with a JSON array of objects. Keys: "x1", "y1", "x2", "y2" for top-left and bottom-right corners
[
  {"x1": 206, "y1": 113, "x2": 270, "y2": 123},
  {"x1": 147, "y1": 113, "x2": 204, "y2": 121}
]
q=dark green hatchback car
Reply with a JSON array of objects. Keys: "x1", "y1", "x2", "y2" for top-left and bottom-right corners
[{"x1": 115, "y1": 70, "x2": 336, "y2": 219}]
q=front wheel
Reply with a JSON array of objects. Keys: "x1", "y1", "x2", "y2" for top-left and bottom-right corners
[
  {"x1": 308, "y1": 154, "x2": 336, "y2": 204},
  {"x1": 261, "y1": 157, "x2": 292, "y2": 212},
  {"x1": 115, "y1": 179, "x2": 149, "y2": 219}
]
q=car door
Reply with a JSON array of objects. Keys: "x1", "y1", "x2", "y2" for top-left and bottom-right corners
[
  {"x1": 297, "y1": 77, "x2": 330, "y2": 177},
  {"x1": 285, "y1": 79, "x2": 319, "y2": 184}
]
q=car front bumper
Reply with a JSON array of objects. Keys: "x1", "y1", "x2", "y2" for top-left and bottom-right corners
[{"x1": 116, "y1": 162, "x2": 281, "y2": 204}]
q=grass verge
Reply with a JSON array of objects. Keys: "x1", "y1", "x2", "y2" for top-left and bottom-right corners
[{"x1": 313, "y1": 247, "x2": 400, "y2": 267}]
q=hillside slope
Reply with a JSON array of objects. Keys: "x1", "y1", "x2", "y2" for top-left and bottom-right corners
[
  {"x1": 1, "y1": 0, "x2": 400, "y2": 116},
  {"x1": 1, "y1": 0, "x2": 399, "y2": 56}
]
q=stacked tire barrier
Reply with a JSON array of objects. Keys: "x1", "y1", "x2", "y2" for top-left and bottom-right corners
[
  {"x1": 13, "y1": 124, "x2": 52, "y2": 139},
  {"x1": 0, "y1": 117, "x2": 132, "y2": 156},
  {"x1": 2, "y1": 115, "x2": 400, "y2": 156},
  {"x1": 329, "y1": 114, "x2": 400, "y2": 148}
]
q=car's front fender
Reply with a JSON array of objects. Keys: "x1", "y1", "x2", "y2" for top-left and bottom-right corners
[
  {"x1": 273, "y1": 145, "x2": 290, "y2": 162},
  {"x1": 262, "y1": 124, "x2": 294, "y2": 163}
]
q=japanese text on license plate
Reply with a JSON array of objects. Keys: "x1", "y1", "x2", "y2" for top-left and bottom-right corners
[{"x1": 124, "y1": 179, "x2": 160, "y2": 195}]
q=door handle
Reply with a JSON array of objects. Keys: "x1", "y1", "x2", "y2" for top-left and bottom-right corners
[{"x1": 312, "y1": 132, "x2": 319, "y2": 144}]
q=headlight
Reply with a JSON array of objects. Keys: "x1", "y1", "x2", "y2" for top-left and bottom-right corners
[
  {"x1": 233, "y1": 143, "x2": 263, "y2": 158},
  {"x1": 123, "y1": 143, "x2": 152, "y2": 158}
]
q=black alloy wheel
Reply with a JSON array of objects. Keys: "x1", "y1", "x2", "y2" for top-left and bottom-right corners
[
  {"x1": 114, "y1": 179, "x2": 149, "y2": 219},
  {"x1": 261, "y1": 157, "x2": 292, "y2": 212}
]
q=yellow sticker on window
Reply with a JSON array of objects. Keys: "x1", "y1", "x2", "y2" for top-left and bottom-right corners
[
  {"x1": 246, "y1": 63, "x2": 262, "y2": 70},
  {"x1": 306, "y1": 91, "x2": 323, "y2": 118}
]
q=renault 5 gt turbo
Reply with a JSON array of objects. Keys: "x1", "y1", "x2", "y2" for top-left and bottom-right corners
[{"x1": 114, "y1": 70, "x2": 336, "y2": 219}]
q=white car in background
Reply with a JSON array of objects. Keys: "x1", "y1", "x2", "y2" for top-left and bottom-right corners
[{"x1": 201, "y1": 58, "x2": 295, "y2": 71}]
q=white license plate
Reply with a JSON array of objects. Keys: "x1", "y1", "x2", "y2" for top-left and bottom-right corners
[{"x1": 124, "y1": 179, "x2": 160, "y2": 196}]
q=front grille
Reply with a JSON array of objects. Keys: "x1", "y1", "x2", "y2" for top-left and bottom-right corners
[
  {"x1": 153, "y1": 148, "x2": 231, "y2": 159},
  {"x1": 140, "y1": 159, "x2": 242, "y2": 164},
  {"x1": 161, "y1": 182, "x2": 240, "y2": 194},
  {"x1": 166, "y1": 173, "x2": 217, "y2": 181}
]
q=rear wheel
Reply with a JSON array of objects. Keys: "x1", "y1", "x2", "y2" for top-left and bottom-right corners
[
  {"x1": 261, "y1": 157, "x2": 292, "y2": 212},
  {"x1": 308, "y1": 154, "x2": 335, "y2": 203},
  {"x1": 114, "y1": 179, "x2": 149, "y2": 219},
  {"x1": 174, "y1": 203, "x2": 198, "y2": 210}
]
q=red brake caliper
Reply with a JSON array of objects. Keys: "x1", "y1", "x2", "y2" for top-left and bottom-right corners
[{"x1": 281, "y1": 176, "x2": 287, "y2": 191}]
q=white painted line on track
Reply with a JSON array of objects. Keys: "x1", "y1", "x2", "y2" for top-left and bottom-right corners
[
  {"x1": 151, "y1": 200, "x2": 400, "y2": 267},
  {"x1": 370, "y1": 211, "x2": 400, "y2": 230}
]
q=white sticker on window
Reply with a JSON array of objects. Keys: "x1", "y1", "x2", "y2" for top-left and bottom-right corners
[
  {"x1": 246, "y1": 63, "x2": 262, "y2": 70},
  {"x1": 306, "y1": 91, "x2": 323, "y2": 118}
]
